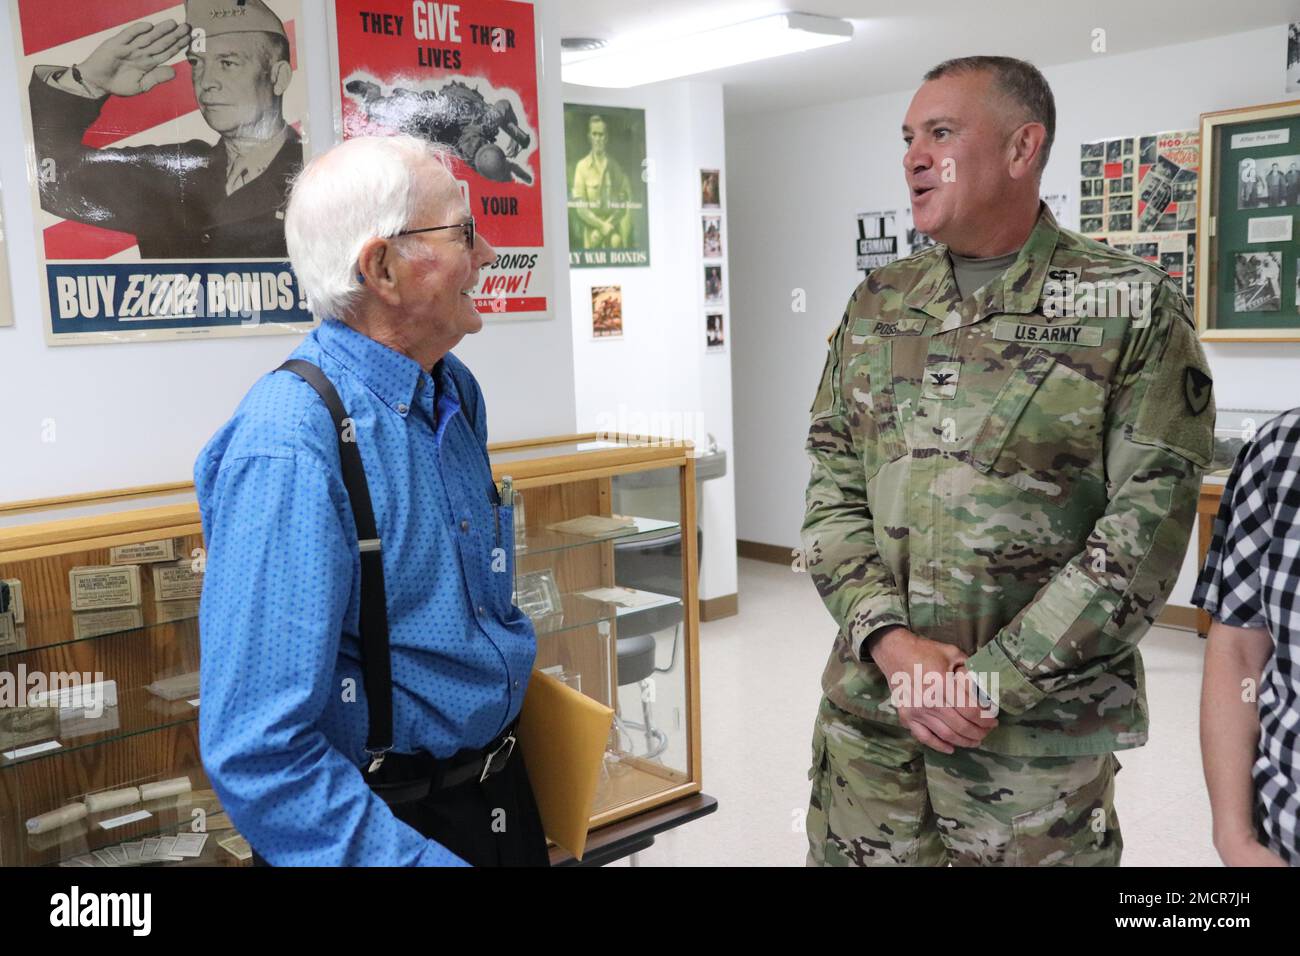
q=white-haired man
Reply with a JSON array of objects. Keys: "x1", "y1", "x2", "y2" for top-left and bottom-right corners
[{"x1": 196, "y1": 135, "x2": 547, "y2": 866}]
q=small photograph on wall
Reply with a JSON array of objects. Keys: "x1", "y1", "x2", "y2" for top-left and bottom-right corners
[
  {"x1": 704, "y1": 265, "x2": 723, "y2": 304},
  {"x1": 1237, "y1": 156, "x2": 1300, "y2": 209},
  {"x1": 702, "y1": 215, "x2": 722, "y2": 258},
  {"x1": 706, "y1": 312, "x2": 725, "y2": 352},
  {"x1": 1289, "y1": 22, "x2": 1300, "y2": 92},
  {"x1": 1233, "y1": 252, "x2": 1281, "y2": 312},
  {"x1": 701, "y1": 169, "x2": 721, "y2": 209},
  {"x1": 591, "y1": 285, "x2": 623, "y2": 338}
]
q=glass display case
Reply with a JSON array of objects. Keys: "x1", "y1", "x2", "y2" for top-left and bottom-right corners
[
  {"x1": 0, "y1": 485, "x2": 246, "y2": 867},
  {"x1": 0, "y1": 433, "x2": 702, "y2": 864},
  {"x1": 489, "y1": 434, "x2": 702, "y2": 830}
]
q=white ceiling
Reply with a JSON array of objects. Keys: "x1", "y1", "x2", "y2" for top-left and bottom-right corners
[{"x1": 553, "y1": 0, "x2": 1300, "y2": 114}]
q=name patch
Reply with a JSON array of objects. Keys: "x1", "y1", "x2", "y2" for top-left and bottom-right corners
[
  {"x1": 853, "y1": 316, "x2": 926, "y2": 337},
  {"x1": 993, "y1": 321, "x2": 1103, "y2": 347}
]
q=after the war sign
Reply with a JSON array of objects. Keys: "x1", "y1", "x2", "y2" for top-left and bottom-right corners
[
  {"x1": 331, "y1": 0, "x2": 550, "y2": 320},
  {"x1": 12, "y1": 0, "x2": 316, "y2": 346}
]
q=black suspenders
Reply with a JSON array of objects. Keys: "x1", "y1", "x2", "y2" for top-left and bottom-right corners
[{"x1": 276, "y1": 359, "x2": 394, "y2": 774}]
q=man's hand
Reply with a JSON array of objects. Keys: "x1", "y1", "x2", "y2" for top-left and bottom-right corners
[
  {"x1": 870, "y1": 627, "x2": 998, "y2": 754},
  {"x1": 77, "y1": 19, "x2": 191, "y2": 98},
  {"x1": 1214, "y1": 829, "x2": 1287, "y2": 867}
]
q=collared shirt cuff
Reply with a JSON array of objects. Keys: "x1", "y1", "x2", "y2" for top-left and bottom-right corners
[
  {"x1": 964, "y1": 639, "x2": 1045, "y2": 715},
  {"x1": 35, "y1": 64, "x2": 100, "y2": 98}
]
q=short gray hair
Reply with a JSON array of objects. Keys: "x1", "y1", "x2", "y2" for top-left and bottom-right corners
[
  {"x1": 285, "y1": 135, "x2": 460, "y2": 320},
  {"x1": 923, "y1": 56, "x2": 1055, "y2": 170}
]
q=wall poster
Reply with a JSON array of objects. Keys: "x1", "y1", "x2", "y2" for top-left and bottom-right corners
[
  {"x1": 564, "y1": 103, "x2": 649, "y2": 268},
  {"x1": 13, "y1": 0, "x2": 316, "y2": 345},
  {"x1": 1080, "y1": 129, "x2": 1199, "y2": 301},
  {"x1": 1198, "y1": 100, "x2": 1300, "y2": 340},
  {"x1": 331, "y1": 0, "x2": 549, "y2": 319},
  {"x1": 0, "y1": 198, "x2": 12, "y2": 328}
]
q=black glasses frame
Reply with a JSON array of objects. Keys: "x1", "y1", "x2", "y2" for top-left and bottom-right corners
[{"x1": 396, "y1": 216, "x2": 475, "y2": 249}]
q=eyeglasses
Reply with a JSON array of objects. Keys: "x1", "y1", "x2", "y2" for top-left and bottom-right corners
[{"x1": 396, "y1": 216, "x2": 475, "y2": 249}]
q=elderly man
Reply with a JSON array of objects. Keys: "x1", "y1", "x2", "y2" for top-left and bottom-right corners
[
  {"x1": 29, "y1": 0, "x2": 300, "y2": 258},
  {"x1": 196, "y1": 135, "x2": 546, "y2": 866},
  {"x1": 803, "y1": 56, "x2": 1214, "y2": 866}
]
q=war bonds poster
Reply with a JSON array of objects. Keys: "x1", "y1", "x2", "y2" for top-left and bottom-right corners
[
  {"x1": 565, "y1": 103, "x2": 650, "y2": 268},
  {"x1": 12, "y1": 0, "x2": 315, "y2": 346},
  {"x1": 331, "y1": 0, "x2": 549, "y2": 320}
]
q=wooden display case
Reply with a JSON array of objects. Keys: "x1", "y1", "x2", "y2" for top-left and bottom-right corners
[
  {"x1": 0, "y1": 486, "x2": 238, "y2": 867},
  {"x1": 0, "y1": 434, "x2": 702, "y2": 865},
  {"x1": 491, "y1": 434, "x2": 703, "y2": 829}
]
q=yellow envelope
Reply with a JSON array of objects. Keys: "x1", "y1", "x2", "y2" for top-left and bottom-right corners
[{"x1": 517, "y1": 669, "x2": 614, "y2": 860}]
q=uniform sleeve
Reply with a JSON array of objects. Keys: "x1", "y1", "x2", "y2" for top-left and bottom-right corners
[
  {"x1": 198, "y1": 452, "x2": 468, "y2": 866},
  {"x1": 29, "y1": 72, "x2": 176, "y2": 235},
  {"x1": 1192, "y1": 429, "x2": 1274, "y2": 630},
  {"x1": 801, "y1": 300, "x2": 910, "y2": 657},
  {"x1": 966, "y1": 279, "x2": 1215, "y2": 714}
]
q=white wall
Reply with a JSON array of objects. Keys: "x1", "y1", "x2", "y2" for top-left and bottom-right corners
[
  {"x1": 0, "y1": 0, "x2": 575, "y2": 504},
  {"x1": 728, "y1": 24, "x2": 1300, "y2": 608},
  {"x1": 565, "y1": 79, "x2": 739, "y2": 603}
]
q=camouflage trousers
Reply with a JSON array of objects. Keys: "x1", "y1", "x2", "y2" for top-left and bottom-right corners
[{"x1": 806, "y1": 697, "x2": 1122, "y2": 866}]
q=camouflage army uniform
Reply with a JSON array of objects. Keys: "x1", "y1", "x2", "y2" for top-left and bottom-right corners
[{"x1": 802, "y1": 205, "x2": 1214, "y2": 865}]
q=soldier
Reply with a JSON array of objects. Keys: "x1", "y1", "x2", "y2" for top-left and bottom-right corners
[
  {"x1": 1268, "y1": 163, "x2": 1286, "y2": 207},
  {"x1": 803, "y1": 56, "x2": 1214, "y2": 866},
  {"x1": 29, "y1": 0, "x2": 300, "y2": 259},
  {"x1": 570, "y1": 114, "x2": 634, "y2": 250}
]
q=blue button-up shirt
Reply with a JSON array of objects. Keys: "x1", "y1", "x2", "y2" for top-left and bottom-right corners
[{"x1": 195, "y1": 318, "x2": 535, "y2": 866}]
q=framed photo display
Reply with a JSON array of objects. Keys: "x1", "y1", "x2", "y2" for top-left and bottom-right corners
[{"x1": 1198, "y1": 99, "x2": 1300, "y2": 340}]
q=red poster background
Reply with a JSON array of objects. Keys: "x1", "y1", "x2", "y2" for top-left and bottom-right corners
[{"x1": 333, "y1": 0, "x2": 542, "y2": 249}]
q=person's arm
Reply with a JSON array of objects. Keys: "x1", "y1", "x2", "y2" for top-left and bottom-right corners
[
  {"x1": 802, "y1": 302, "x2": 910, "y2": 650},
  {"x1": 29, "y1": 20, "x2": 190, "y2": 231},
  {"x1": 198, "y1": 451, "x2": 467, "y2": 866},
  {"x1": 801, "y1": 301, "x2": 993, "y2": 751},
  {"x1": 1201, "y1": 621, "x2": 1286, "y2": 866},
  {"x1": 1193, "y1": 425, "x2": 1289, "y2": 866},
  {"x1": 965, "y1": 279, "x2": 1214, "y2": 713}
]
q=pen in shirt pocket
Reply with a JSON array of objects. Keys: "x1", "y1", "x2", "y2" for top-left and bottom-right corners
[{"x1": 492, "y1": 475, "x2": 514, "y2": 546}]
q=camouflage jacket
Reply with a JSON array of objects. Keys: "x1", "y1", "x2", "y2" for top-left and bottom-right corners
[{"x1": 803, "y1": 205, "x2": 1215, "y2": 755}]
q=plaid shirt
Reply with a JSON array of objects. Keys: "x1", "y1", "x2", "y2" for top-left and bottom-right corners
[{"x1": 1193, "y1": 409, "x2": 1300, "y2": 865}]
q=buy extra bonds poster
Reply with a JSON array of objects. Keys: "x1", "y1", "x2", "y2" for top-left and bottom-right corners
[
  {"x1": 330, "y1": 0, "x2": 549, "y2": 320},
  {"x1": 11, "y1": 0, "x2": 316, "y2": 346}
]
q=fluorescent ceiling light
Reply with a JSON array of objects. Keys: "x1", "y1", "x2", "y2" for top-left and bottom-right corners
[{"x1": 562, "y1": 12, "x2": 854, "y2": 88}]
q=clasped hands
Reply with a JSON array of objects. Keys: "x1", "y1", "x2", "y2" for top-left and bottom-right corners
[{"x1": 869, "y1": 627, "x2": 999, "y2": 754}]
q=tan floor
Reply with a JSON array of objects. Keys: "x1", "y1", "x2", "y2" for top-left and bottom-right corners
[{"x1": 611, "y1": 557, "x2": 1221, "y2": 867}]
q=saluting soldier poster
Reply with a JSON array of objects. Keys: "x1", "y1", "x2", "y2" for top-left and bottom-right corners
[
  {"x1": 11, "y1": 0, "x2": 316, "y2": 346},
  {"x1": 329, "y1": 0, "x2": 550, "y2": 320},
  {"x1": 564, "y1": 103, "x2": 650, "y2": 267}
]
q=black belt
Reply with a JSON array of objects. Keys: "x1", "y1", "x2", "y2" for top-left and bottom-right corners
[{"x1": 366, "y1": 718, "x2": 520, "y2": 806}]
